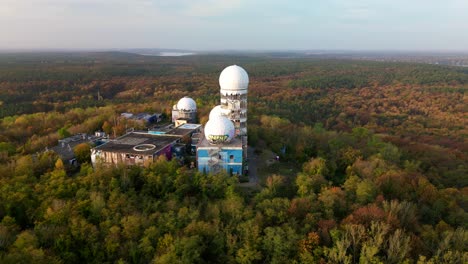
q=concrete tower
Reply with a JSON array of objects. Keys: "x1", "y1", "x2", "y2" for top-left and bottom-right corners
[
  {"x1": 172, "y1": 96, "x2": 197, "y2": 126},
  {"x1": 218, "y1": 65, "x2": 248, "y2": 158},
  {"x1": 196, "y1": 65, "x2": 249, "y2": 176}
]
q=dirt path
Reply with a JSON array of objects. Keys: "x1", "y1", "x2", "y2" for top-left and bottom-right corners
[{"x1": 237, "y1": 146, "x2": 260, "y2": 188}]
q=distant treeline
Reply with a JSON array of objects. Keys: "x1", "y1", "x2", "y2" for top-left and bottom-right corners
[{"x1": 288, "y1": 62, "x2": 468, "y2": 89}]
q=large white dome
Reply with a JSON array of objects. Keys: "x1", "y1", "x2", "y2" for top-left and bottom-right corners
[
  {"x1": 209, "y1": 105, "x2": 229, "y2": 120},
  {"x1": 219, "y1": 65, "x2": 249, "y2": 91},
  {"x1": 177, "y1": 96, "x2": 197, "y2": 111},
  {"x1": 204, "y1": 116, "x2": 235, "y2": 144}
]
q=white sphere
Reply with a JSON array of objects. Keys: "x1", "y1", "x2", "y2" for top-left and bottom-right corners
[
  {"x1": 219, "y1": 65, "x2": 249, "y2": 91},
  {"x1": 177, "y1": 96, "x2": 197, "y2": 111},
  {"x1": 209, "y1": 105, "x2": 229, "y2": 120},
  {"x1": 204, "y1": 116, "x2": 235, "y2": 144}
]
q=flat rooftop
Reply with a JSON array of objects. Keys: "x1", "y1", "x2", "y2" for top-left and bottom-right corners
[
  {"x1": 166, "y1": 124, "x2": 202, "y2": 136},
  {"x1": 93, "y1": 132, "x2": 180, "y2": 155},
  {"x1": 149, "y1": 123, "x2": 175, "y2": 134},
  {"x1": 149, "y1": 123, "x2": 201, "y2": 136}
]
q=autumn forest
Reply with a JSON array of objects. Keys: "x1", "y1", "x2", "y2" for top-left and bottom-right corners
[{"x1": 0, "y1": 52, "x2": 466, "y2": 263}]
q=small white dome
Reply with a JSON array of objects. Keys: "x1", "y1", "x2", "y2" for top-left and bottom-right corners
[
  {"x1": 204, "y1": 116, "x2": 235, "y2": 144},
  {"x1": 219, "y1": 65, "x2": 249, "y2": 91},
  {"x1": 177, "y1": 96, "x2": 197, "y2": 111},
  {"x1": 209, "y1": 105, "x2": 229, "y2": 120}
]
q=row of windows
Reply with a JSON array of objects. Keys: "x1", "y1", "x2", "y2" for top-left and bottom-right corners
[
  {"x1": 221, "y1": 94, "x2": 247, "y2": 100},
  {"x1": 125, "y1": 154, "x2": 152, "y2": 160}
]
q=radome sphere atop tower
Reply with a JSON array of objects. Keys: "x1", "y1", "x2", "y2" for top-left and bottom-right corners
[
  {"x1": 177, "y1": 96, "x2": 197, "y2": 112},
  {"x1": 219, "y1": 65, "x2": 249, "y2": 92},
  {"x1": 209, "y1": 105, "x2": 229, "y2": 120}
]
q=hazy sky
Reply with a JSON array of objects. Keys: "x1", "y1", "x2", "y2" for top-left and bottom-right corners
[{"x1": 1, "y1": 0, "x2": 467, "y2": 51}]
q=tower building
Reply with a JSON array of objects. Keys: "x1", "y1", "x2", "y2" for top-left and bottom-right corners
[
  {"x1": 219, "y1": 65, "x2": 249, "y2": 137},
  {"x1": 172, "y1": 96, "x2": 197, "y2": 126},
  {"x1": 197, "y1": 65, "x2": 249, "y2": 176}
]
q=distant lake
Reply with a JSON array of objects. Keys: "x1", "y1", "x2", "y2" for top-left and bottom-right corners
[
  {"x1": 158, "y1": 52, "x2": 195, "y2": 56},
  {"x1": 137, "y1": 52, "x2": 196, "y2": 57}
]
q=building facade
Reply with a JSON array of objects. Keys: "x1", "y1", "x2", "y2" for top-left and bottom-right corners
[
  {"x1": 91, "y1": 122, "x2": 201, "y2": 167},
  {"x1": 197, "y1": 146, "x2": 243, "y2": 175},
  {"x1": 91, "y1": 132, "x2": 180, "y2": 166}
]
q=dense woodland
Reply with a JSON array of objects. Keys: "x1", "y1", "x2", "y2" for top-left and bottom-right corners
[{"x1": 0, "y1": 52, "x2": 466, "y2": 263}]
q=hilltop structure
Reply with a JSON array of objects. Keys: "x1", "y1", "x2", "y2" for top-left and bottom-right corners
[
  {"x1": 197, "y1": 65, "x2": 249, "y2": 176},
  {"x1": 91, "y1": 65, "x2": 249, "y2": 177}
]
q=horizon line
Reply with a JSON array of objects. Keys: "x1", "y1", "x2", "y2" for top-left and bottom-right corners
[{"x1": 1, "y1": 48, "x2": 468, "y2": 54}]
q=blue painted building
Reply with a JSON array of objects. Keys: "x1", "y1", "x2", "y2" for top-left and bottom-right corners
[
  {"x1": 197, "y1": 145, "x2": 243, "y2": 175},
  {"x1": 196, "y1": 116, "x2": 244, "y2": 175},
  {"x1": 196, "y1": 65, "x2": 249, "y2": 176}
]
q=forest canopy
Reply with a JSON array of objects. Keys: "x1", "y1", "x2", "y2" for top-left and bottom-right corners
[{"x1": 0, "y1": 52, "x2": 466, "y2": 263}]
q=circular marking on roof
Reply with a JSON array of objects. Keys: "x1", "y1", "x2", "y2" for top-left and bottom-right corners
[{"x1": 133, "y1": 144, "x2": 156, "y2": 151}]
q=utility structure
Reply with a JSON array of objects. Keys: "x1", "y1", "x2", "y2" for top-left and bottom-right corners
[
  {"x1": 219, "y1": 65, "x2": 249, "y2": 138},
  {"x1": 197, "y1": 65, "x2": 249, "y2": 176},
  {"x1": 172, "y1": 96, "x2": 197, "y2": 126}
]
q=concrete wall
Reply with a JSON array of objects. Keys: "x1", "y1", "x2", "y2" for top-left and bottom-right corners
[{"x1": 94, "y1": 151, "x2": 154, "y2": 166}]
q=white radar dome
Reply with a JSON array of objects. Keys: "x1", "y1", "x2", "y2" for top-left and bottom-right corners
[
  {"x1": 209, "y1": 105, "x2": 229, "y2": 120},
  {"x1": 219, "y1": 65, "x2": 249, "y2": 91},
  {"x1": 204, "y1": 116, "x2": 235, "y2": 144},
  {"x1": 177, "y1": 96, "x2": 197, "y2": 111}
]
